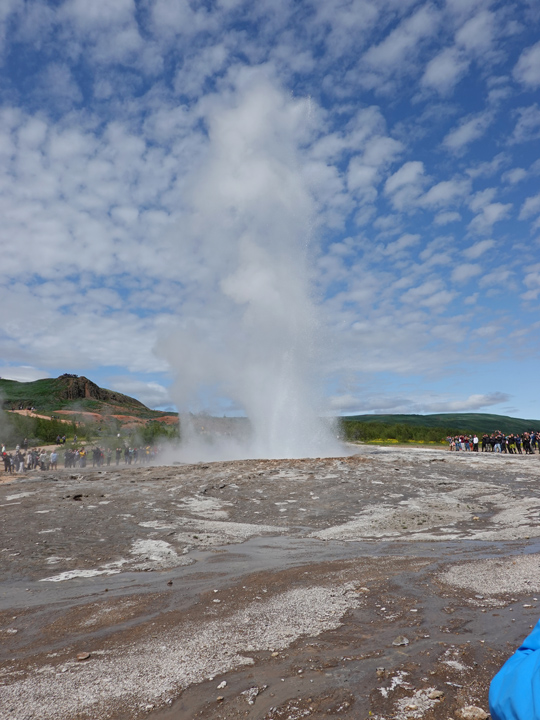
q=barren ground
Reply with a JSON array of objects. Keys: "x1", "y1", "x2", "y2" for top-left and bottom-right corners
[{"x1": 2, "y1": 445, "x2": 540, "y2": 720}]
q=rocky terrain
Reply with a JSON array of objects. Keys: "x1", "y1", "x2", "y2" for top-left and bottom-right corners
[{"x1": 2, "y1": 445, "x2": 540, "y2": 719}]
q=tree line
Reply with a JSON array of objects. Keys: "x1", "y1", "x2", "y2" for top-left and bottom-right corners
[
  {"x1": 340, "y1": 419, "x2": 458, "y2": 444},
  {"x1": 1, "y1": 411, "x2": 179, "y2": 448}
]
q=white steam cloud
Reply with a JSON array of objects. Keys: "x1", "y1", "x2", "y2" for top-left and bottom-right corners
[{"x1": 159, "y1": 70, "x2": 341, "y2": 460}]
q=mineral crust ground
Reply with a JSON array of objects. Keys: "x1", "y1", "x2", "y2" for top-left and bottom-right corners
[{"x1": 2, "y1": 445, "x2": 540, "y2": 720}]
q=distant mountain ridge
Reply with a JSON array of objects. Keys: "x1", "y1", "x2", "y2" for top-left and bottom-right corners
[{"x1": 344, "y1": 412, "x2": 540, "y2": 434}]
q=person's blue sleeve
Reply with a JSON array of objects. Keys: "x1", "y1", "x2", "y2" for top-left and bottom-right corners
[{"x1": 490, "y1": 618, "x2": 540, "y2": 720}]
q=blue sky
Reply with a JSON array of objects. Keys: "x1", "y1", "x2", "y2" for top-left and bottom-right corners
[{"x1": 1, "y1": 0, "x2": 540, "y2": 419}]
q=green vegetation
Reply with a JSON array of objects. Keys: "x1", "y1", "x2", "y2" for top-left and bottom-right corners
[
  {"x1": 0, "y1": 410, "x2": 180, "y2": 449},
  {"x1": 0, "y1": 411, "x2": 79, "y2": 447},
  {"x1": 340, "y1": 419, "x2": 457, "y2": 444},
  {"x1": 0, "y1": 378, "x2": 62, "y2": 412},
  {"x1": 343, "y1": 413, "x2": 540, "y2": 435}
]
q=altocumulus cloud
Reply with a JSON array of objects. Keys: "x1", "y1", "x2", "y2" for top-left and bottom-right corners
[{"x1": 0, "y1": 0, "x2": 539, "y2": 420}]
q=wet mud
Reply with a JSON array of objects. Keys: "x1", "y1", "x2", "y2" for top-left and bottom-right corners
[{"x1": 1, "y1": 445, "x2": 540, "y2": 719}]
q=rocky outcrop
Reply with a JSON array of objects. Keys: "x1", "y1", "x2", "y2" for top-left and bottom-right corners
[{"x1": 56, "y1": 375, "x2": 146, "y2": 408}]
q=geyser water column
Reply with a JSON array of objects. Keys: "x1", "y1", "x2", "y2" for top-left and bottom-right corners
[{"x1": 161, "y1": 71, "x2": 340, "y2": 460}]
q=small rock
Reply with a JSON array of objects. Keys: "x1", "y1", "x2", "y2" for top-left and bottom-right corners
[
  {"x1": 241, "y1": 686, "x2": 261, "y2": 705},
  {"x1": 376, "y1": 667, "x2": 385, "y2": 678},
  {"x1": 167, "y1": 580, "x2": 173, "y2": 586},
  {"x1": 392, "y1": 635, "x2": 410, "y2": 646},
  {"x1": 213, "y1": 599, "x2": 221, "y2": 603},
  {"x1": 76, "y1": 652, "x2": 91, "y2": 661},
  {"x1": 457, "y1": 705, "x2": 489, "y2": 720},
  {"x1": 217, "y1": 680, "x2": 227, "y2": 689},
  {"x1": 406, "y1": 704, "x2": 418, "y2": 711},
  {"x1": 429, "y1": 689, "x2": 444, "y2": 699},
  {"x1": 271, "y1": 652, "x2": 279, "y2": 657},
  {"x1": 216, "y1": 696, "x2": 224, "y2": 702}
]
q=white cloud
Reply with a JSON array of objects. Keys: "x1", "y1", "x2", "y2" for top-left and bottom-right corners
[
  {"x1": 39, "y1": 63, "x2": 83, "y2": 108},
  {"x1": 384, "y1": 160, "x2": 426, "y2": 210},
  {"x1": 362, "y1": 4, "x2": 440, "y2": 85},
  {"x1": 434, "y1": 211, "x2": 461, "y2": 225},
  {"x1": 511, "y1": 104, "x2": 540, "y2": 144},
  {"x1": 502, "y1": 167, "x2": 527, "y2": 184},
  {"x1": 469, "y1": 187, "x2": 497, "y2": 212},
  {"x1": 519, "y1": 192, "x2": 540, "y2": 220},
  {"x1": 424, "y1": 392, "x2": 510, "y2": 412},
  {"x1": 478, "y1": 268, "x2": 514, "y2": 288},
  {"x1": 443, "y1": 111, "x2": 493, "y2": 151},
  {"x1": 174, "y1": 43, "x2": 229, "y2": 98},
  {"x1": 107, "y1": 378, "x2": 173, "y2": 408},
  {"x1": 400, "y1": 278, "x2": 444, "y2": 303},
  {"x1": 522, "y1": 264, "x2": 540, "y2": 300},
  {"x1": 463, "y1": 239, "x2": 495, "y2": 259},
  {"x1": 61, "y1": 0, "x2": 136, "y2": 29},
  {"x1": 420, "y1": 177, "x2": 470, "y2": 208},
  {"x1": 0, "y1": 366, "x2": 51, "y2": 382},
  {"x1": 455, "y1": 10, "x2": 496, "y2": 54},
  {"x1": 468, "y1": 202, "x2": 512, "y2": 234},
  {"x1": 451, "y1": 263, "x2": 482, "y2": 283},
  {"x1": 466, "y1": 152, "x2": 508, "y2": 179},
  {"x1": 383, "y1": 233, "x2": 421, "y2": 255},
  {"x1": 513, "y1": 40, "x2": 540, "y2": 88},
  {"x1": 421, "y1": 46, "x2": 469, "y2": 95},
  {"x1": 332, "y1": 390, "x2": 510, "y2": 415},
  {"x1": 384, "y1": 160, "x2": 424, "y2": 194}
]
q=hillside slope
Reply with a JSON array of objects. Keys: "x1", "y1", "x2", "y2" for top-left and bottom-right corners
[
  {"x1": 0, "y1": 374, "x2": 176, "y2": 422},
  {"x1": 343, "y1": 413, "x2": 540, "y2": 434}
]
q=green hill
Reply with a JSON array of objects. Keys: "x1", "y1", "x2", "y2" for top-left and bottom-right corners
[
  {"x1": 0, "y1": 374, "x2": 180, "y2": 449},
  {"x1": 0, "y1": 374, "x2": 176, "y2": 421},
  {"x1": 343, "y1": 413, "x2": 540, "y2": 434}
]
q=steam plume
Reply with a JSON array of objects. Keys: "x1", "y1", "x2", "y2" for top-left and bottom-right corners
[{"x1": 159, "y1": 71, "x2": 341, "y2": 460}]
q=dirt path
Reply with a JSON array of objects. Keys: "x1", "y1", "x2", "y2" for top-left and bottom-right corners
[
  {"x1": 7, "y1": 408, "x2": 73, "y2": 423},
  {"x1": 1, "y1": 446, "x2": 540, "y2": 719}
]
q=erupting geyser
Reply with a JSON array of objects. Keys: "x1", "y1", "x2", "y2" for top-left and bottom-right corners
[{"x1": 160, "y1": 71, "x2": 341, "y2": 460}]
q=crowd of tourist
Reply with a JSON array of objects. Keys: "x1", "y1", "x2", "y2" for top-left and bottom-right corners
[
  {"x1": 447, "y1": 431, "x2": 539, "y2": 453},
  {"x1": 1, "y1": 443, "x2": 161, "y2": 472}
]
